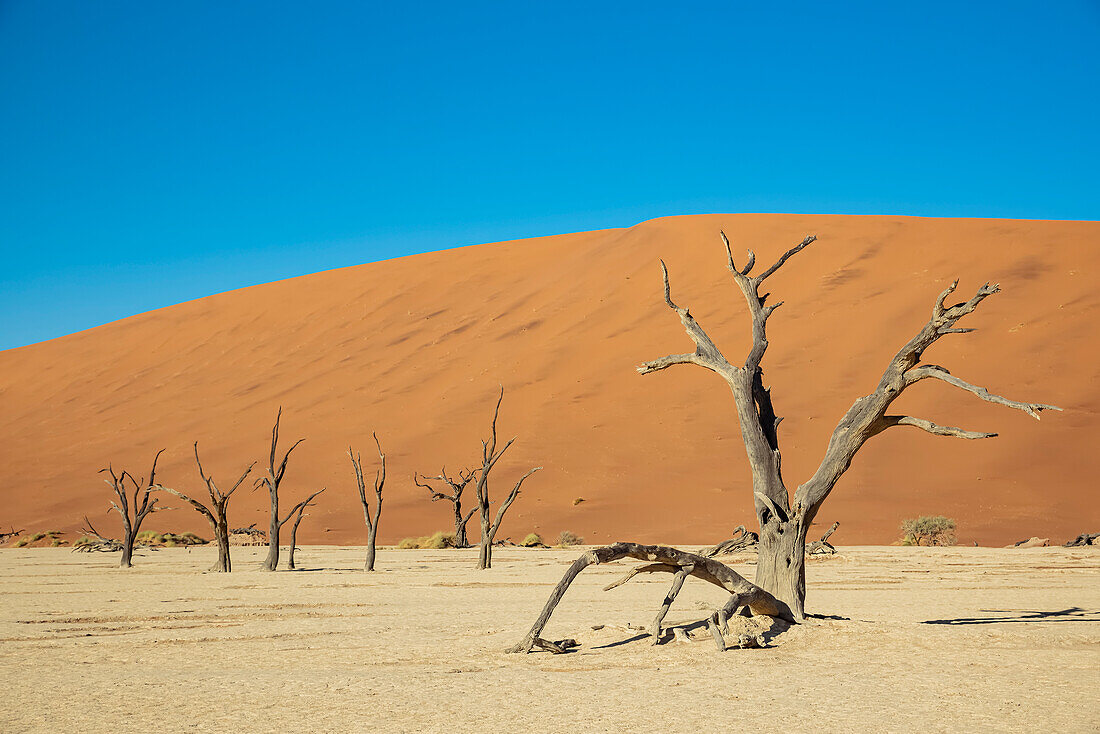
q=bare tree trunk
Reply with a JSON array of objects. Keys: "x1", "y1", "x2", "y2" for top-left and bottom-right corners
[
  {"x1": 119, "y1": 517, "x2": 134, "y2": 568},
  {"x1": 214, "y1": 516, "x2": 231, "y2": 573},
  {"x1": 755, "y1": 518, "x2": 807, "y2": 619},
  {"x1": 415, "y1": 467, "x2": 475, "y2": 549},
  {"x1": 287, "y1": 510, "x2": 303, "y2": 570}
]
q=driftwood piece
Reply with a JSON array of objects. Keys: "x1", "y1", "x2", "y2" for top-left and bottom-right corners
[
  {"x1": 508, "y1": 542, "x2": 793, "y2": 654},
  {"x1": 700, "y1": 525, "x2": 758, "y2": 557},
  {"x1": 806, "y1": 521, "x2": 840, "y2": 555},
  {"x1": 1064, "y1": 533, "x2": 1099, "y2": 547}
]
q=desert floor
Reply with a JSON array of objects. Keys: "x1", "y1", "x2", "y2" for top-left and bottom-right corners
[{"x1": 1, "y1": 545, "x2": 1097, "y2": 733}]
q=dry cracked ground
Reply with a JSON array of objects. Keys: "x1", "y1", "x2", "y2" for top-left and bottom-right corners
[{"x1": 1, "y1": 545, "x2": 1098, "y2": 732}]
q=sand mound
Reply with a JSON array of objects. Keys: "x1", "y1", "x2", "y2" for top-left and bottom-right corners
[{"x1": 0, "y1": 214, "x2": 1097, "y2": 545}]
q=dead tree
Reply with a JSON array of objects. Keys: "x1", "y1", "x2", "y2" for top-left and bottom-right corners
[
  {"x1": 635, "y1": 232, "x2": 1059, "y2": 619},
  {"x1": 0, "y1": 527, "x2": 23, "y2": 544},
  {"x1": 73, "y1": 516, "x2": 123, "y2": 552},
  {"x1": 99, "y1": 450, "x2": 165, "y2": 568},
  {"x1": 349, "y1": 434, "x2": 386, "y2": 570},
  {"x1": 1064, "y1": 533, "x2": 1099, "y2": 547},
  {"x1": 414, "y1": 467, "x2": 477, "y2": 547},
  {"x1": 156, "y1": 442, "x2": 254, "y2": 572},
  {"x1": 806, "y1": 521, "x2": 839, "y2": 555},
  {"x1": 700, "y1": 525, "x2": 758, "y2": 557},
  {"x1": 286, "y1": 488, "x2": 325, "y2": 570},
  {"x1": 256, "y1": 407, "x2": 311, "y2": 571},
  {"x1": 473, "y1": 387, "x2": 541, "y2": 569}
]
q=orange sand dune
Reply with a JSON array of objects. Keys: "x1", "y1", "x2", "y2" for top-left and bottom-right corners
[{"x1": 1, "y1": 214, "x2": 1097, "y2": 547}]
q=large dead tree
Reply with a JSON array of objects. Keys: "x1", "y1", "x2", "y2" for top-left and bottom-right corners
[
  {"x1": 286, "y1": 487, "x2": 324, "y2": 570},
  {"x1": 414, "y1": 467, "x2": 476, "y2": 547},
  {"x1": 635, "y1": 232, "x2": 1059, "y2": 619},
  {"x1": 156, "y1": 442, "x2": 255, "y2": 572},
  {"x1": 99, "y1": 450, "x2": 165, "y2": 568},
  {"x1": 512, "y1": 233, "x2": 1060, "y2": 652},
  {"x1": 474, "y1": 387, "x2": 541, "y2": 569},
  {"x1": 256, "y1": 408, "x2": 316, "y2": 571},
  {"x1": 349, "y1": 434, "x2": 385, "y2": 571}
]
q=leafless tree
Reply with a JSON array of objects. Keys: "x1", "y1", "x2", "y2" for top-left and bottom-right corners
[
  {"x1": 511, "y1": 232, "x2": 1059, "y2": 652},
  {"x1": 350, "y1": 434, "x2": 385, "y2": 570},
  {"x1": 0, "y1": 527, "x2": 23, "y2": 544},
  {"x1": 156, "y1": 442, "x2": 255, "y2": 572},
  {"x1": 99, "y1": 450, "x2": 165, "y2": 568},
  {"x1": 256, "y1": 407, "x2": 316, "y2": 571},
  {"x1": 473, "y1": 387, "x2": 540, "y2": 569},
  {"x1": 413, "y1": 467, "x2": 476, "y2": 548},
  {"x1": 636, "y1": 232, "x2": 1058, "y2": 619},
  {"x1": 287, "y1": 488, "x2": 325, "y2": 570}
]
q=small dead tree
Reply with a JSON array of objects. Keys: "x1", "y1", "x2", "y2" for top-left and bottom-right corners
[
  {"x1": 0, "y1": 527, "x2": 23, "y2": 544},
  {"x1": 156, "y1": 442, "x2": 255, "y2": 572},
  {"x1": 636, "y1": 232, "x2": 1059, "y2": 619},
  {"x1": 256, "y1": 407, "x2": 310, "y2": 571},
  {"x1": 806, "y1": 521, "x2": 839, "y2": 555},
  {"x1": 414, "y1": 467, "x2": 477, "y2": 547},
  {"x1": 73, "y1": 516, "x2": 123, "y2": 552},
  {"x1": 474, "y1": 387, "x2": 541, "y2": 570},
  {"x1": 99, "y1": 450, "x2": 165, "y2": 568},
  {"x1": 350, "y1": 435, "x2": 385, "y2": 571},
  {"x1": 286, "y1": 488, "x2": 325, "y2": 570},
  {"x1": 1064, "y1": 533, "x2": 1099, "y2": 547}
]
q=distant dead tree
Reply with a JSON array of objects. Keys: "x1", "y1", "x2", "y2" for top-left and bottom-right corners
[
  {"x1": 156, "y1": 442, "x2": 255, "y2": 572},
  {"x1": 74, "y1": 516, "x2": 122, "y2": 552},
  {"x1": 257, "y1": 408, "x2": 318, "y2": 571},
  {"x1": 806, "y1": 521, "x2": 839, "y2": 555},
  {"x1": 700, "y1": 525, "x2": 758, "y2": 557},
  {"x1": 1064, "y1": 533, "x2": 1098, "y2": 547},
  {"x1": 512, "y1": 232, "x2": 1059, "y2": 651},
  {"x1": 286, "y1": 487, "x2": 325, "y2": 570},
  {"x1": 99, "y1": 450, "x2": 165, "y2": 568},
  {"x1": 0, "y1": 527, "x2": 23, "y2": 544},
  {"x1": 414, "y1": 466, "x2": 476, "y2": 548},
  {"x1": 350, "y1": 434, "x2": 386, "y2": 571},
  {"x1": 473, "y1": 387, "x2": 541, "y2": 570}
]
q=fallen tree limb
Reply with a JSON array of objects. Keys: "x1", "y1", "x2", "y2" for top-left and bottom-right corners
[
  {"x1": 699, "y1": 525, "x2": 758, "y2": 557},
  {"x1": 507, "y1": 542, "x2": 793, "y2": 654},
  {"x1": 1064, "y1": 533, "x2": 1099, "y2": 547}
]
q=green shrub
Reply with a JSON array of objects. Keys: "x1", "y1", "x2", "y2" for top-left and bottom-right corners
[
  {"x1": 557, "y1": 530, "x2": 584, "y2": 547},
  {"x1": 900, "y1": 516, "x2": 957, "y2": 546},
  {"x1": 29, "y1": 533, "x2": 45, "y2": 542},
  {"x1": 15, "y1": 537, "x2": 29, "y2": 547},
  {"x1": 521, "y1": 533, "x2": 544, "y2": 547}
]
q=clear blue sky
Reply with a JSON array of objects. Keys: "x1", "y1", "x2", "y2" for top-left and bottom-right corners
[{"x1": 1, "y1": 1, "x2": 1097, "y2": 350}]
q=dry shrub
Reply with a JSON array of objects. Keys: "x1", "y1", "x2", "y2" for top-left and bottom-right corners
[
  {"x1": 557, "y1": 530, "x2": 584, "y2": 547},
  {"x1": 900, "y1": 516, "x2": 957, "y2": 546},
  {"x1": 398, "y1": 531, "x2": 457, "y2": 549},
  {"x1": 521, "y1": 533, "x2": 544, "y2": 547}
]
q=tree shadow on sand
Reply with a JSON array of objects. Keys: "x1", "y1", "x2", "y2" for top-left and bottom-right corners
[{"x1": 923, "y1": 607, "x2": 1099, "y2": 625}]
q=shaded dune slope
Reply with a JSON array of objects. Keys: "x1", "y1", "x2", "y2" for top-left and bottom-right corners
[{"x1": 1, "y1": 214, "x2": 1097, "y2": 546}]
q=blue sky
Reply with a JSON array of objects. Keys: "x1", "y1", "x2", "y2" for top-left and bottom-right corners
[{"x1": 1, "y1": 1, "x2": 1097, "y2": 350}]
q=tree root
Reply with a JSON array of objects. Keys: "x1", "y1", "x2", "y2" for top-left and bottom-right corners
[{"x1": 507, "y1": 542, "x2": 794, "y2": 654}]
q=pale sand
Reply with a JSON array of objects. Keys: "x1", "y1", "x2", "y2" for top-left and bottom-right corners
[{"x1": 1, "y1": 546, "x2": 1097, "y2": 732}]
